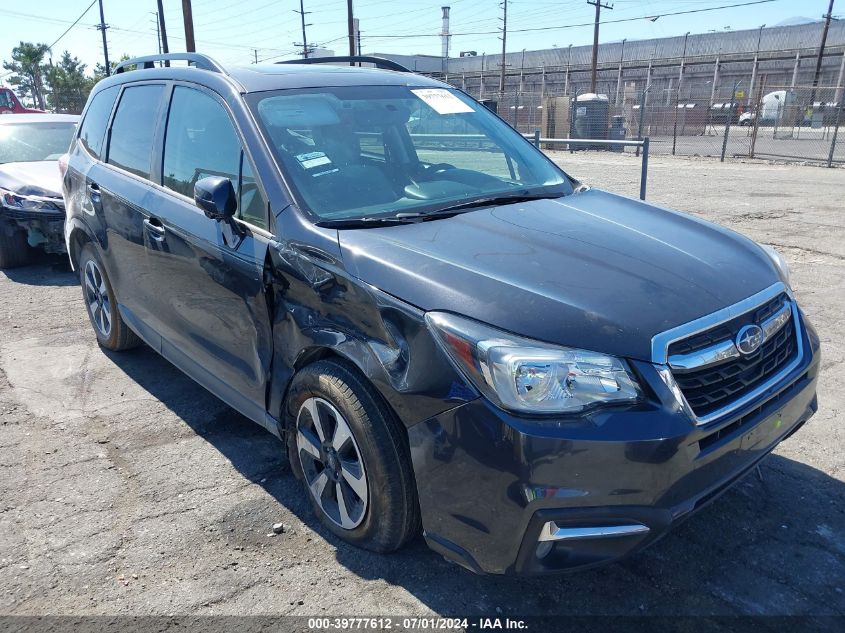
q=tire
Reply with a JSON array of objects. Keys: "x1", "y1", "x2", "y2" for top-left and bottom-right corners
[
  {"x1": 78, "y1": 243, "x2": 141, "y2": 351},
  {"x1": 0, "y1": 223, "x2": 31, "y2": 269},
  {"x1": 286, "y1": 359, "x2": 420, "y2": 552}
]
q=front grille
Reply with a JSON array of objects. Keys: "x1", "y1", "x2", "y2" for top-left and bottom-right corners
[
  {"x1": 1, "y1": 206, "x2": 65, "y2": 222},
  {"x1": 669, "y1": 293, "x2": 799, "y2": 418}
]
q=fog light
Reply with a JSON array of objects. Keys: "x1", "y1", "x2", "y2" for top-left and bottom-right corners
[{"x1": 535, "y1": 541, "x2": 554, "y2": 559}]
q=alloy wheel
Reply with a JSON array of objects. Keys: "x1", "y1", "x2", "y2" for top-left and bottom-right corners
[
  {"x1": 296, "y1": 397, "x2": 369, "y2": 530},
  {"x1": 84, "y1": 259, "x2": 112, "y2": 337}
]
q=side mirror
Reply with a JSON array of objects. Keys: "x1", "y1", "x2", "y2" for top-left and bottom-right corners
[{"x1": 194, "y1": 176, "x2": 236, "y2": 221}]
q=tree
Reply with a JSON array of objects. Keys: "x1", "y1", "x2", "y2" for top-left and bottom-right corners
[
  {"x1": 45, "y1": 51, "x2": 94, "y2": 113},
  {"x1": 2, "y1": 42, "x2": 50, "y2": 110},
  {"x1": 93, "y1": 54, "x2": 133, "y2": 81}
]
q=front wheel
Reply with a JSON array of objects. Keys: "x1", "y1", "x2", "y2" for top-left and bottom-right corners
[
  {"x1": 286, "y1": 359, "x2": 420, "y2": 552},
  {"x1": 78, "y1": 243, "x2": 141, "y2": 351}
]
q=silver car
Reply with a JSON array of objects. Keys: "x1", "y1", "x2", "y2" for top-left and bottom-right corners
[{"x1": 0, "y1": 113, "x2": 79, "y2": 268}]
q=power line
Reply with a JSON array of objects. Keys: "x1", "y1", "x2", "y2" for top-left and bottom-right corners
[
  {"x1": 359, "y1": 0, "x2": 780, "y2": 38},
  {"x1": 48, "y1": 0, "x2": 97, "y2": 50}
]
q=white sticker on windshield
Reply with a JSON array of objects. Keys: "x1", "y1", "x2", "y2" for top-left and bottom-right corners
[
  {"x1": 296, "y1": 151, "x2": 332, "y2": 170},
  {"x1": 411, "y1": 89, "x2": 475, "y2": 115}
]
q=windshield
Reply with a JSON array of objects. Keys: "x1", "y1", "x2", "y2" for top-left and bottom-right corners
[
  {"x1": 0, "y1": 121, "x2": 77, "y2": 164},
  {"x1": 248, "y1": 85, "x2": 571, "y2": 221}
]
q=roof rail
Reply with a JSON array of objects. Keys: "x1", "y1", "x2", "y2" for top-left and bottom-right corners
[
  {"x1": 276, "y1": 56, "x2": 411, "y2": 73},
  {"x1": 114, "y1": 53, "x2": 226, "y2": 74}
]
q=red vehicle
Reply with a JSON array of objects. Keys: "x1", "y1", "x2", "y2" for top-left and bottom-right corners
[{"x1": 0, "y1": 87, "x2": 45, "y2": 114}]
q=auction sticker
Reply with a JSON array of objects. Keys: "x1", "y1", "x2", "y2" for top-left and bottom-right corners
[
  {"x1": 296, "y1": 151, "x2": 332, "y2": 169},
  {"x1": 411, "y1": 89, "x2": 474, "y2": 114}
]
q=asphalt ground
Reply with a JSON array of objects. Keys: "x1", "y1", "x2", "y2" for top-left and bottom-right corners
[{"x1": 0, "y1": 153, "x2": 843, "y2": 623}]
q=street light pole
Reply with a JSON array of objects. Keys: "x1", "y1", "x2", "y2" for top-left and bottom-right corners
[
  {"x1": 498, "y1": 0, "x2": 508, "y2": 98},
  {"x1": 565, "y1": 43, "x2": 572, "y2": 95},
  {"x1": 615, "y1": 38, "x2": 626, "y2": 106},
  {"x1": 748, "y1": 24, "x2": 765, "y2": 107},
  {"x1": 672, "y1": 32, "x2": 690, "y2": 155}
]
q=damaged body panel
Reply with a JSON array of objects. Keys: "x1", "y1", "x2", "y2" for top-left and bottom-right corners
[{"x1": 0, "y1": 115, "x2": 79, "y2": 264}]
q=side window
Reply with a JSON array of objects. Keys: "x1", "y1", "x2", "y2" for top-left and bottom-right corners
[
  {"x1": 163, "y1": 86, "x2": 240, "y2": 198},
  {"x1": 108, "y1": 84, "x2": 164, "y2": 178},
  {"x1": 78, "y1": 85, "x2": 118, "y2": 159},
  {"x1": 0, "y1": 91, "x2": 14, "y2": 110},
  {"x1": 239, "y1": 155, "x2": 267, "y2": 229}
]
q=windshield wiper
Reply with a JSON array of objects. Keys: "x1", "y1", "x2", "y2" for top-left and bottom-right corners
[
  {"x1": 416, "y1": 191, "x2": 565, "y2": 217},
  {"x1": 315, "y1": 191, "x2": 565, "y2": 229},
  {"x1": 315, "y1": 215, "x2": 422, "y2": 229}
]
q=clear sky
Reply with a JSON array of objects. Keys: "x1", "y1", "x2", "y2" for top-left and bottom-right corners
[{"x1": 0, "y1": 0, "x2": 830, "y2": 82}]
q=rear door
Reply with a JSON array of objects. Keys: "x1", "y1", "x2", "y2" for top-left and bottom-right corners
[
  {"x1": 144, "y1": 84, "x2": 273, "y2": 422},
  {"x1": 97, "y1": 82, "x2": 168, "y2": 347}
]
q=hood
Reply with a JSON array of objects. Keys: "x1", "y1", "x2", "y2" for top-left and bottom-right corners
[
  {"x1": 339, "y1": 189, "x2": 781, "y2": 362},
  {"x1": 0, "y1": 161, "x2": 63, "y2": 198}
]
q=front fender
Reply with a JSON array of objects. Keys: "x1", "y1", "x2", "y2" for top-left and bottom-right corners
[
  {"x1": 64, "y1": 215, "x2": 102, "y2": 270},
  {"x1": 266, "y1": 238, "x2": 478, "y2": 433}
]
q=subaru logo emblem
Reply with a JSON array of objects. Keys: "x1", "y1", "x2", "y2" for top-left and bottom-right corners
[{"x1": 736, "y1": 324, "x2": 764, "y2": 355}]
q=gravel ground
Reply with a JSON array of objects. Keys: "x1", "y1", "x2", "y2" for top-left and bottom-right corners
[{"x1": 0, "y1": 154, "x2": 843, "y2": 619}]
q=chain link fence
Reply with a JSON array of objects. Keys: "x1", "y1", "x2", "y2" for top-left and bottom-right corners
[
  {"x1": 430, "y1": 24, "x2": 845, "y2": 166},
  {"x1": 449, "y1": 77, "x2": 843, "y2": 166}
]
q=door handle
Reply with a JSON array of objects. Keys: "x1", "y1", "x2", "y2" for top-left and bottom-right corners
[
  {"x1": 87, "y1": 182, "x2": 101, "y2": 202},
  {"x1": 143, "y1": 217, "x2": 166, "y2": 240}
]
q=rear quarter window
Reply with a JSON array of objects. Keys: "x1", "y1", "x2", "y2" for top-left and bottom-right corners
[
  {"x1": 107, "y1": 84, "x2": 165, "y2": 179},
  {"x1": 78, "y1": 85, "x2": 119, "y2": 159}
]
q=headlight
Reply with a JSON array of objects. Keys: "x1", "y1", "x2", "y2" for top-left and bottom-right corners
[
  {"x1": 2, "y1": 190, "x2": 60, "y2": 211},
  {"x1": 425, "y1": 312, "x2": 640, "y2": 415},
  {"x1": 760, "y1": 244, "x2": 790, "y2": 287}
]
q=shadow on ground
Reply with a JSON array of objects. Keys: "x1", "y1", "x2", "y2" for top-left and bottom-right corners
[
  {"x1": 1, "y1": 252, "x2": 77, "y2": 286},
  {"x1": 103, "y1": 343, "x2": 845, "y2": 617}
]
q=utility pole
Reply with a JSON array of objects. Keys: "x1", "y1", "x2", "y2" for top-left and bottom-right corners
[
  {"x1": 588, "y1": 0, "x2": 613, "y2": 94},
  {"x1": 810, "y1": 0, "x2": 835, "y2": 105},
  {"x1": 152, "y1": 12, "x2": 161, "y2": 55},
  {"x1": 96, "y1": 0, "x2": 110, "y2": 76},
  {"x1": 347, "y1": 0, "x2": 356, "y2": 59},
  {"x1": 181, "y1": 0, "x2": 196, "y2": 52},
  {"x1": 498, "y1": 1, "x2": 508, "y2": 97},
  {"x1": 157, "y1": 0, "x2": 170, "y2": 65},
  {"x1": 295, "y1": 0, "x2": 311, "y2": 59}
]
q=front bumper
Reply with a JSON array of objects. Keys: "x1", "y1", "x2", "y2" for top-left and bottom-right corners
[
  {"x1": 408, "y1": 314, "x2": 820, "y2": 575},
  {"x1": 0, "y1": 205, "x2": 66, "y2": 253}
]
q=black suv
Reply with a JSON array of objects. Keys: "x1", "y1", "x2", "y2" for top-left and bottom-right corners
[{"x1": 63, "y1": 53, "x2": 820, "y2": 575}]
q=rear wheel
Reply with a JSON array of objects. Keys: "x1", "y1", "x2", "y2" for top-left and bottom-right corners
[
  {"x1": 78, "y1": 243, "x2": 141, "y2": 351},
  {"x1": 286, "y1": 359, "x2": 420, "y2": 552},
  {"x1": 0, "y1": 223, "x2": 31, "y2": 269}
]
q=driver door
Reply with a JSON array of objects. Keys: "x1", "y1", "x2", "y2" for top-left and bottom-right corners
[{"x1": 144, "y1": 84, "x2": 274, "y2": 423}]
